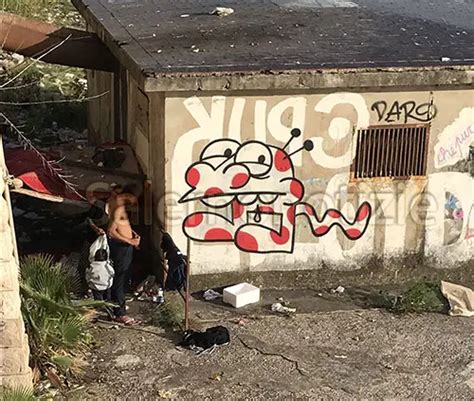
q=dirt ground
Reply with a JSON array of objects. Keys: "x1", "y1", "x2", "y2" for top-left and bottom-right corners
[{"x1": 66, "y1": 290, "x2": 473, "y2": 400}]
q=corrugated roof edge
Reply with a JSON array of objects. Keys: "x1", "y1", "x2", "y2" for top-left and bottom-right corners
[{"x1": 143, "y1": 65, "x2": 474, "y2": 92}]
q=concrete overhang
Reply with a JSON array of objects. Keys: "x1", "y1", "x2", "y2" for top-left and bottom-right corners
[{"x1": 141, "y1": 65, "x2": 474, "y2": 93}]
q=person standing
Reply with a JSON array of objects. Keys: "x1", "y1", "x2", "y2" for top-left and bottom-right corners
[{"x1": 107, "y1": 193, "x2": 141, "y2": 325}]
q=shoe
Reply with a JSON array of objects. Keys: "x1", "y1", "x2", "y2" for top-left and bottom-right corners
[{"x1": 153, "y1": 288, "x2": 165, "y2": 305}]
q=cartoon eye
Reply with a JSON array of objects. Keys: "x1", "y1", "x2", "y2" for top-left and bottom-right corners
[
  {"x1": 200, "y1": 139, "x2": 240, "y2": 161},
  {"x1": 234, "y1": 142, "x2": 272, "y2": 177}
]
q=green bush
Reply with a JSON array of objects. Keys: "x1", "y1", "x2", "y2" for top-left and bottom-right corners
[
  {"x1": 152, "y1": 293, "x2": 184, "y2": 329},
  {"x1": 0, "y1": 386, "x2": 36, "y2": 401},
  {"x1": 392, "y1": 281, "x2": 449, "y2": 313},
  {"x1": 1, "y1": 0, "x2": 82, "y2": 27},
  {"x1": 19, "y1": 254, "x2": 101, "y2": 382}
]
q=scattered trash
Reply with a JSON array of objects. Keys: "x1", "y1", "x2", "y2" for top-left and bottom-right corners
[
  {"x1": 230, "y1": 317, "x2": 248, "y2": 326},
  {"x1": 276, "y1": 297, "x2": 284, "y2": 302},
  {"x1": 158, "y1": 389, "x2": 174, "y2": 399},
  {"x1": 210, "y1": 7, "x2": 234, "y2": 17},
  {"x1": 203, "y1": 289, "x2": 222, "y2": 301},
  {"x1": 271, "y1": 303, "x2": 296, "y2": 314},
  {"x1": 223, "y1": 283, "x2": 260, "y2": 308},
  {"x1": 440, "y1": 57, "x2": 451, "y2": 62},
  {"x1": 317, "y1": 293, "x2": 323, "y2": 297},
  {"x1": 330, "y1": 286, "x2": 345, "y2": 294},
  {"x1": 135, "y1": 275, "x2": 164, "y2": 304},
  {"x1": 334, "y1": 355, "x2": 348, "y2": 359},
  {"x1": 210, "y1": 372, "x2": 224, "y2": 381},
  {"x1": 92, "y1": 146, "x2": 126, "y2": 169},
  {"x1": 441, "y1": 281, "x2": 474, "y2": 317},
  {"x1": 180, "y1": 14, "x2": 190, "y2": 18}
]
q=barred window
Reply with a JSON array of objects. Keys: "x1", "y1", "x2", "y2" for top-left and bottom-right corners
[{"x1": 352, "y1": 125, "x2": 429, "y2": 179}]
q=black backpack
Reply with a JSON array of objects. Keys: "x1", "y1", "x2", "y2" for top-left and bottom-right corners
[{"x1": 180, "y1": 326, "x2": 230, "y2": 349}]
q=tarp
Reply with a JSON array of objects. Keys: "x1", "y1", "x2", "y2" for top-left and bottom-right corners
[{"x1": 5, "y1": 147, "x2": 83, "y2": 201}]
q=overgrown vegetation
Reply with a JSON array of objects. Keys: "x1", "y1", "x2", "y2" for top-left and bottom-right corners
[
  {"x1": 0, "y1": 386, "x2": 36, "y2": 401},
  {"x1": 0, "y1": 0, "x2": 87, "y2": 135},
  {"x1": 1, "y1": 0, "x2": 82, "y2": 27},
  {"x1": 152, "y1": 293, "x2": 184, "y2": 329},
  {"x1": 19, "y1": 254, "x2": 100, "y2": 385},
  {"x1": 390, "y1": 281, "x2": 449, "y2": 313}
]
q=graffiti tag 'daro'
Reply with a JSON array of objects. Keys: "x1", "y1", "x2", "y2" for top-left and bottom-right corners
[{"x1": 179, "y1": 129, "x2": 372, "y2": 253}]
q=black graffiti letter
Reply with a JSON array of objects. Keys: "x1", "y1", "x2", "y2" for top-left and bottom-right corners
[
  {"x1": 371, "y1": 101, "x2": 387, "y2": 122},
  {"x1": 386, "y1": 101, "x2": 404, "y2": 123},
  {"x1": 401, "y1": 101, "x2": 416, "y2": 123},
  {"x1": 415, "y1": 103, "x2": 437, "y2": 122}
]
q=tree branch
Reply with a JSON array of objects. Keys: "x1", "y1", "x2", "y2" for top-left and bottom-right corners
[
  {"x1": 0, "y1": 112, "x2": 85, "y2": 200},
  {"x1": 0, "y1": 34, "x2": 72, "y2": 89},
  {"x1": 0, "y1": 91, "x2": 109, "y2": 106}
]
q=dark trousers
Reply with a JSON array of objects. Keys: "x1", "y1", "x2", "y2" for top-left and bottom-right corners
[
  {"x1": 109, "y1": 238, "x2": 134, "y2": 317},
  {"x1": 92, "y1": 288, "x2": 111, "y2": 301}
]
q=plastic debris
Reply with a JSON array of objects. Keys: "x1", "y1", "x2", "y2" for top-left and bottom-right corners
[
  {"x1": 203, "y1": 289, "x2": 222, "y2": 301},
  {"x1": 331, "y1": 286, "x2": 345, "y2": 294},
  {"x1": 271, "y1": 302, "x2": 296, "y2": 314},
  {"x1": 440, "y1": 57, "x2": 451, "y2": 62},
  {"x1": 441, "y1": 281, "x2": 474, "y2": 317},
  {"x1": 158, "y1": 390, "x2": 174, "y2": 399},
  {"x1": 210, "y1": 372, "x2": 224, "y2": 381},
  {"x1": 211, "y1": 7, "x2": 235, "y2": 17}
]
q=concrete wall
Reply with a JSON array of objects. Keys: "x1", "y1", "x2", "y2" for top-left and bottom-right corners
[
  {"x1": 0, "y1": 136, "x2": 32, "y2": 388},
  {"x1": 87, "y1": 69, "x2": 115, "y2": 144},
  {"x1": 161, "y1": 89, "x2": 473, "y2": 274}
]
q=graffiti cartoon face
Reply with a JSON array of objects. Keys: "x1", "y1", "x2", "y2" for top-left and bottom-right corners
[{"x1": 179, "y1": 129, "x2": 371, "y2": 253}]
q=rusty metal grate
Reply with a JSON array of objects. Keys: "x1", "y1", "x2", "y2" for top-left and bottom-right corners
[{"x1": 353, "y1": 125, "x2": 429, "y2": 179}]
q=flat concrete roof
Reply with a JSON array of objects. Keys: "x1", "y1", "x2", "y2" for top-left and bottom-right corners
[{"x1": 73, "y1": 0, "x2": 474, "y2": 91}]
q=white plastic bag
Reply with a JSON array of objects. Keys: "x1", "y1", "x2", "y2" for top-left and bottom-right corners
[
  {"x1": 86, "y1": 234, "x2": 114, "y2": 291},
  {"x1": 89, "y1": 234, "x2": 109, "y2": 263}
]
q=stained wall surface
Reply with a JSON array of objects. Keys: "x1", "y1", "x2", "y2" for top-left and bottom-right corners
[
  {"x1": 160, "y1": 89, "x2": 473, "y2": 274},
  {"x1": 0, "y1": 136, "x2": 32, "y2": 388}
]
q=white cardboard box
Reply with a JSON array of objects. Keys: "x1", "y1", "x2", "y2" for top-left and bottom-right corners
[{"x1": 223, "y1": 283, "x2": 260, "y2": 308}]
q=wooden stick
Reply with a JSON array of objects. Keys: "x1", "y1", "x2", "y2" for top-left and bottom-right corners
[{"x1": 184, "y1": 237, "x2": 191, "y2": 331}]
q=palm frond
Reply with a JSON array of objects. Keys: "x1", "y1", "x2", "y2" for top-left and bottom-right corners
[
  {"x1": 0, "y1": 386, "x2": 37, "y2": 401},
  {"x1": 20, "y1": 283, "x2": 76, "y2": 315},
  {"x1": 19, "y1": 253, "x2": 97, "y2": 385},
  {"x1": 57, "y1": 315, "x2": 88, "y2": 348},
  {"x1": 50, "y1": 355, "x2": 73, "y2": 374}
]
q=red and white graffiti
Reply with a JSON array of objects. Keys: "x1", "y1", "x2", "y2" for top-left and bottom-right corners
[{"x1": 179, "y1": 129, "x2": 372, "y2": 253}]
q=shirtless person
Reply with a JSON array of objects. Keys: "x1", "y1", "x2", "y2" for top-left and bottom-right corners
[{"x1": 107, "y1": 185, "x2": 140, "y2": 324}]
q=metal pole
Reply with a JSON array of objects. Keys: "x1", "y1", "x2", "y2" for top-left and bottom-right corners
[{"x1": 184, "y1": 237, "x2": 191, "y2": 331}]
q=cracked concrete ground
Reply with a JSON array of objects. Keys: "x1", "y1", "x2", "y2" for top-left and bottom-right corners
[{"x1": 67, "y1": 297, "x2": 473, "y2": 400}]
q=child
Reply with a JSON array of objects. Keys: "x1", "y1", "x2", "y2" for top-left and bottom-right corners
[
  {"x1": 161, "y1": 232, "x2": 187, "y2": 293},
  {"x1": 86, "y1": 234, "x2": 114, "y2": 302}
]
